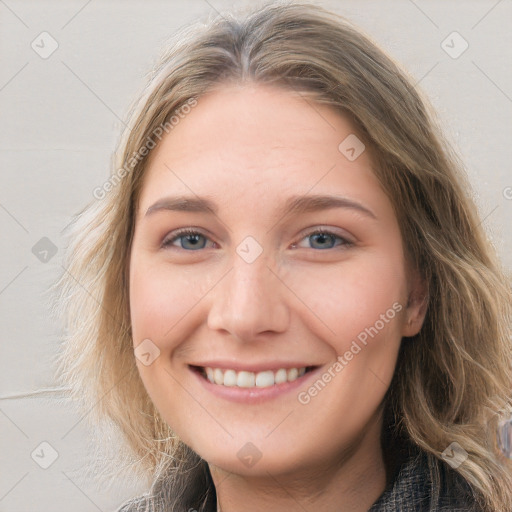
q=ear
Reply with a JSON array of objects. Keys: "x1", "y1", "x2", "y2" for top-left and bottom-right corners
[{"x1": 401, "y1": 266, "x2": 429, "y2": 338}]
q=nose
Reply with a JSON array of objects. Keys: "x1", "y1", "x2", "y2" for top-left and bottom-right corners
[{"x1": 207, "y1": 252, "x2": 290, "y2": 342}]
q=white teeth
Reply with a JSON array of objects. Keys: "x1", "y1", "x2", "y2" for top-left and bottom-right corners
[
  {"x1": 255, "y1": 370, "x2": 274, "y2": 387},
  {"x1": 202, "y1": 366, "x2": 310, "y2": 388},
  {"x1": 287, "y1": 368, "x2": 298, "y2": 381},
  {"x1": 223, "y1": 369, "x2": 237, "y2": 387},
  {"x1": 213, "y1": 368, "x2": 223, "y2": 385},
  {"x1": 237, "y1": 370, "x2": 255, "y2": 387},
  {"x1": 274, "y1": 368, "x2": 288, "y2": 384}
]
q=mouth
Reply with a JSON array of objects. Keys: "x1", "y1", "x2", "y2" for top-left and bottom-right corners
[{"x1": 189, "y1": 364, "x2": 319, "y2": 389}]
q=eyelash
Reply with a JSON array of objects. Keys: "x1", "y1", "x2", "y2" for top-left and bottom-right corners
[{"x1": 161, "y1": 227, "x2": 354, "y2": 251}]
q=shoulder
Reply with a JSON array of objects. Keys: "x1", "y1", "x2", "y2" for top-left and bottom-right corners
[
  {"x1": 369, "y1": 445, "x2": 480, "y2": 511},
  {"x1": 434, "y1": 452, "x2": 479, "y2": 511}
]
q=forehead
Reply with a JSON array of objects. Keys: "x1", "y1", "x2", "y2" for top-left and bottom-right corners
[
  {"x1": 148, "y1": 83, "x2": 360, "y2": 163},
  {"x1": 137, "y1": 83, "x2": 389, "y2": 220}
]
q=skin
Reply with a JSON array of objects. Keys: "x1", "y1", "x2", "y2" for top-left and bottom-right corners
[{"x1": 128, "y1": 83, "x2": 428, "y2": 512}]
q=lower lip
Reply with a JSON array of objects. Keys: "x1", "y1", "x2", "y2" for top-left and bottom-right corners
[{"x1": 189, "y1": 366, "x2": 323, "y2": 404}]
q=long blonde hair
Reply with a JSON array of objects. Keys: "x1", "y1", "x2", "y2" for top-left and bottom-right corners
[{"x1": 52, "y1": 1, "x2": 512, "y2": 510}]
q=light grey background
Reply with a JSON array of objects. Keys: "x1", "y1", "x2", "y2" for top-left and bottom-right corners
[{"x1": 1, "y1": 0, "x2": 511, "y2": 510}]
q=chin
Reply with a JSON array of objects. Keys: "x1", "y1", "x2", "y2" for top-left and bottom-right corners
[
  {"x1": 190, "y1": 434, "x2": 314, "y2": 477},
  {"x1": 205, "y1": 451, "x2": 302, "y2": 477}
]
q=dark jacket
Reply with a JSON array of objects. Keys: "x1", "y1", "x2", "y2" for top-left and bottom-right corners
[
  {"x1": 117, "y1": 444, "x2": 479, "y2": 512},
  {"x1": 368, "y1": 444, "x2": 478, "y2": 511}
]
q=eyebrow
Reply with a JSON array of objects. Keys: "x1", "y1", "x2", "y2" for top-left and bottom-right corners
[{"x1": 144, "y1": 194, "x2": 377, "y2": 220}]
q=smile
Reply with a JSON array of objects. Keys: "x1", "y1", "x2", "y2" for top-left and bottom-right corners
[
  {"x1": 205, "y1": 366, "x2": 313, "y2": 388},
  {"x1": 190, "y1": 365, "x2": 318, "y2": 388},
  {"x1": 189, "y1": 364, "x2": 322, "y2": 403}
]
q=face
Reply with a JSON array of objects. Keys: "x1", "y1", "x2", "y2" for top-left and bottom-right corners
[{"x1": 129, "y1": 83, "x2": 427, "y2": 476}]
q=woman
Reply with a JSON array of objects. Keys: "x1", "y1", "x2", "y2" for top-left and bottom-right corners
[{"x1": 54, "y1": 2, "x2": 512, "y2": 511}]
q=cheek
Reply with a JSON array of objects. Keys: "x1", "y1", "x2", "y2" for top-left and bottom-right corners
[
  {"x1": 129, "y1": 258, "x2": 198, "y2": 412},
  {"x1": 129, "y1": 265, "x2": 167, "y2": 346},
  {"x1": 289, "y1": 252, "x2": 407, "y2": 349},
  {"x1": 129, "y1": 256, "x2": 216, "y2": 348},
  {"x1": 289, "y1": 257, "x2": 405, "y2": 432}
]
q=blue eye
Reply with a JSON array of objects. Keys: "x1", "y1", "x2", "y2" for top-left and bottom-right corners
[
  {"x1": 161, "y1": 228, "x2": 353, "y2": 251},
  {"x1": 297, "y1": 229, "x2": 353, "y2": 250},
  {"x1": 162, "y1": 229, "x2": 213, "y2": 251}
]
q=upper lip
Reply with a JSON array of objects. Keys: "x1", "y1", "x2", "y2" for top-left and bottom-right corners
[{"x1": 189, "y1": 361, "x2": 321, "y2": 373}]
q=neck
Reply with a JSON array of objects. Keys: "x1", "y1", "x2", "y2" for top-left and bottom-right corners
[{"x1": 210, "y1": 413, "x2": 387, "y2": 512}]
